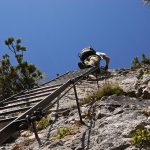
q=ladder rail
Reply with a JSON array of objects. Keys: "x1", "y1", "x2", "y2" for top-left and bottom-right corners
[{"x1": 0, "y1": 67, "x2": 97, "y2": 145}]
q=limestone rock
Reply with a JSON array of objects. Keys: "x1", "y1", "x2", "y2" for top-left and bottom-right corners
[{"x1": 1, "y1": 68, "x2": 150, "y2": 150}]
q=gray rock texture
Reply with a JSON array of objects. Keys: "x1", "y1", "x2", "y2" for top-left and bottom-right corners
[{"x1": 0, "y1": 68, "x2": 150, "y2": 150}]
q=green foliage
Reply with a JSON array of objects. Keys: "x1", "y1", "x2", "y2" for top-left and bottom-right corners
[
  {"x1": 98, "y1": 82, "x2": 124, "y2": 96},
  {"x1": 131, "y1": 53, "x2": 150, "y2": 69},
  {"x1": 52, "y1": 127, "x2": 71, "y2": 141},
  {"x1": 0, "y1": 37, "x2": 43, "y2": 99},
  {"x1": 57, "y1": 128, "x2": 70, "y2": 138},
  {"x1": 136, "y1": 68, "x2": 150, "y2": 80},
  {"x1": 80, "y1": 82, "x2": 124, "y2": 105},
  {"x1": 131, "y1": 56, "x2": 141, "y2": 68},
  {"x1": 131, "y1": 128, "x2": 150, "y2": 149},
  {"x1": 137, "y1": 69, "x2": 144, "y2": 80},
  {"x1": 141, "y1": 53, "x2": 150, "y2": 65},
  {"x1": 144, "y1": 69, "x2": 150, "y2": 74},
  {"x1": 143, "y1": 0, "x2": 150, "y2": 7},
  {"x1": 36, "y1": 117, "x2": 49, "y2": 130}
]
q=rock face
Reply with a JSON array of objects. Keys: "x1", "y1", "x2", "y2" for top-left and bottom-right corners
[
  {"x1": 35, "y1": 96, "x2": 149, "y2": 150},
  {"x1": 108, "y1": 68, "x2": 150, "y2": 99},
  {"x1": 84, "y1": 96, "x2": 149, "y2": 150},
  {"x1": 0, "y1": 68, "x2": 150, "y2": 150}
]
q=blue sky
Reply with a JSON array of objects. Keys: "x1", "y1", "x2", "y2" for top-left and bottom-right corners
[{"x1": 0, "y1": 0, "x2": 150, "y2": 79}]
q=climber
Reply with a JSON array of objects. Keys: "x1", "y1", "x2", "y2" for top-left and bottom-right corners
[{"x1": 78, "y1": 47, "x2": 110, "y2": 70}]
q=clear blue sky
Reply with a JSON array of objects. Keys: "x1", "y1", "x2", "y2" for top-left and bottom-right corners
[{"x1": 0, "y1": 0, "x2": 150, "y2": 79}]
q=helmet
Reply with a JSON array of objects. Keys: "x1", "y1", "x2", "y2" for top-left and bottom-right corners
[{"x1": 79, "y1": 47, "x2": 96, "y2": 61}]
